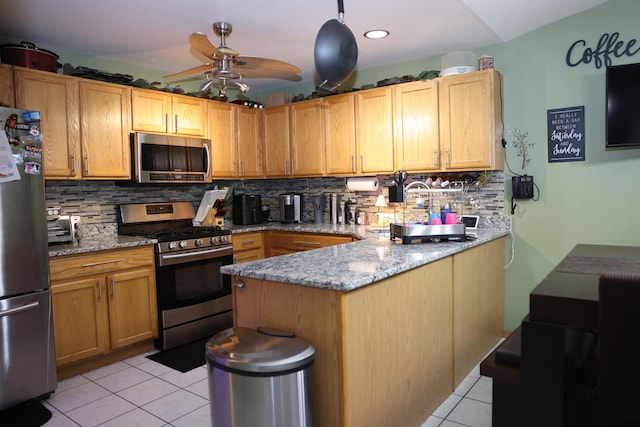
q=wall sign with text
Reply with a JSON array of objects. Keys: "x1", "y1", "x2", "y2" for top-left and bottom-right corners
[
  {"x1": 566, "y1": 32, "x2": 640, "y2": 69},
  {"x1": 547, "y1": 106, "x2": 585, "y2": 163}
]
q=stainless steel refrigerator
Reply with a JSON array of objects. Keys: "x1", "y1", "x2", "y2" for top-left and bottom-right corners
[{"x1": 0, "y1": 107, "x2": 56, "y2": 411}]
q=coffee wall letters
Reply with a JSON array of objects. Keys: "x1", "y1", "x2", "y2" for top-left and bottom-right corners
[{"x1": 566, "y1": 32, "x2": 640, "y2": 68}]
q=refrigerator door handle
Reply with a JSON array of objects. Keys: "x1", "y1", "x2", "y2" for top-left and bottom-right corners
[{"x1": 0, "y1": 301, "x2": 40, "y2": 318}]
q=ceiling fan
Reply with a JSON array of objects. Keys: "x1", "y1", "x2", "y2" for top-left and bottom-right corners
[{"x1": 165, "y1": 22, "x2": 302, "y2": 98}]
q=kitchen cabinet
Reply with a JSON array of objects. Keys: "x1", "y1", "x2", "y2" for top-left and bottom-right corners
[
  {"x1": 232, "y1": 232, "x2": 265, "y2": 263},
  {"x1": 0, "y1": 63, "x2": 14, "y2": 106},
  {"x1": 131, "y1": 88, "x2": 206, "y2": 136},
  {"x1": 354, "y1": 86, "x2": 395, "y2": 174},
  {"x1": 79, "y1": 80, "x2": 132, "y2": 179},
  {"x1": 14, "y1": 67, "x2": 81, "y2": 179},
  {"x1": 289, "y1": 98, "x2": 324, "y2": 176},
  {"x1": 263, "y1": 105, "x2": 291, "y2": 177},
  {"x1": 438, "y1": 69, "x2": 504, "y2": 171},
  {"x1": 208, "y1": 100, "x2": 237, "y2": 177},
  {"x1": 324, "y1": 93, "x2": 357, "y2": 175},
  {"x1": 49, "y1": 246, "x2": 158, "y2": 369},
  {"x1": 394, "y1": 80, "x2": 440, "y2": 172},
  {"x1": 267, "y1": 231, "x2": 353, "y2": 257},
  {"x1": 236, "y1": 106, "x2": 263, "y2": 177}
]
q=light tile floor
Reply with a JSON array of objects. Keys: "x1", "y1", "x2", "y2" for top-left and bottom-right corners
[{"x1": 42, "y1": 350, "x2": 493, "y2": 427}]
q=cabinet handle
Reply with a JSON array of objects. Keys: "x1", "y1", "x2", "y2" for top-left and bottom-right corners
[
  {"x1": 242, "y1": 240, "x2": 255, "y2": 245},
  {"x1": 359, "y1": 155, "x2": 364, "y2": 172},
  {"x1": 444, "y1": 148, "x2": 450, "y2": 167},
  {"x1": 235, "y1": 280, "x2": 245, "y2": 289},
  {"x1": 70, "y1": 153, "x2": 77, "y2": 176},
  {"x1": 81, "y1": 259, "x2": 125, "y2": 268},
  {"x1": 83, "y1": 155, "x2": 89, "y2": 175},
  {"x1": 241, "y1": 160, "x2": 245, "y2": 176},
  {"x1": 233, "y1": 160, "x2": 238, "y2": 176},
  {"x1": 284, "y1": 160, "x2": 288, "y2": 175},
  {"x1": 110, "y1": 276, "x2": 116, "y2": 299},
  {"x1": 164, "y1": 113, "x2": 169, "y2": 133},
  {"x1": 293, "y1": 241, "x2": 322, "y2": 246},
  {"x1": 433, "y1": 148, "x2": 438, "y2": 167},
  {"x1": 291, "y1": 159, "x2": 295, "y2": 175},
  {"x1": 350, "y1": 155, "x2": 355, "y2": 173},
  {"x1": 97, "y1": 279, "x2": 103, "y2": 302},
  {"x1": 174, "y1": 114, "x2": 179, "y2": 133}
]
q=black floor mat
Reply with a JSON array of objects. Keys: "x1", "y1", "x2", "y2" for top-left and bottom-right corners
[
  {"x1": 146, "y1": 338, "x2": 209, "y2": 372},
  {"x1": 0, "y1": 399, "x2": 52, "y2": 427}
]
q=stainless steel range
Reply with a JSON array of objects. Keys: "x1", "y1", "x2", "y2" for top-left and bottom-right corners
[{"x1": 118, "y1": 201, "x2": 233, "y2": 350}]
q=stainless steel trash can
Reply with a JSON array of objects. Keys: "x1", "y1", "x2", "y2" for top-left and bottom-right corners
[{"x1": 207, "y1": 326, "x2": 315, "y2": 427}]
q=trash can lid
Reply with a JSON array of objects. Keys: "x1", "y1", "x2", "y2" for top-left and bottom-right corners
[{"x1": 207, "y1": 327, "x2": 315, "y2": 374}]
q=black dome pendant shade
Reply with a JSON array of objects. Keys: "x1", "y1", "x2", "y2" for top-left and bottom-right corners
[{"x1": 314, "y1": 0, "x2": 358, "y2": 91}]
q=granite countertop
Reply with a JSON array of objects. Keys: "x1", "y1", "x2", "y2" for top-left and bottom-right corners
[
  {"x1": 222, "y1": 223, "x2": 510, "y2": 292},
  {"x1": 48, "y1": 235, "x2": 157, "y2": 257}
]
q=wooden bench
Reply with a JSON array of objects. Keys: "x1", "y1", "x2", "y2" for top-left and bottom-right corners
[{"x1": 480, "y1": 325, "x2": 522, "y2": 427}]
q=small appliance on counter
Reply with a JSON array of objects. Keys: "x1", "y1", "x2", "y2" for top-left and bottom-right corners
[
  {"x1": 279, "y1": 193, "x2": 303, "y2": 223},
  {"x1": 233, "y1": 194, "x2": 262, "y2": 225},
  {"x1": 390, "y1": 222, "x2": 468, "y2": 244},
  {"x1": 47, "y1": 209, "x2": 81, "y2": 244}
]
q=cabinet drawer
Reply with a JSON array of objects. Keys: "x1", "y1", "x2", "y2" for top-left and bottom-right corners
[
  {"x1": 50, "y1": 246, "x2": 155, "y2": 282},
  {"x1": 233, "y1": 232, "x2": 264, "y2": 251},
  {"x1": 268, "y1": 232, "x2": 352, "y2": 253},
  {"x1": 234, "y1": 248, "x2": 265, "y2": 264}
]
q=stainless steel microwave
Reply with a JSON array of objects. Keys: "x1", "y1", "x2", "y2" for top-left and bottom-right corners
[{"x1": 131, "y1": 132, "x2": 211, "y2": 184}]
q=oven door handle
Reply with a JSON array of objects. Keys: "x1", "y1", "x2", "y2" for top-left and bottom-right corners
[{"x1": 157, "y1": 245, "x2": 233, "y2": 266}]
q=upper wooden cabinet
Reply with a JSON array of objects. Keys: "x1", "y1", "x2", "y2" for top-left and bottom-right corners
[
  {"x1": 14, "y1": 68, "x2": 81, "y2": 179},
  {"x1": 78, "y1": 81, "x2": 132, "y2": 179},
  {"x1": 263, "y1": 105, "x2": 291, "y2": 177},
  {"x1": 290, "y1": 98, "x2": 324, "y2": 176},
  {"x1": 355, "y1": 86, "x2": 395, "y2": 174},
  {"x1": 131, "y1": 88, "x2": 206, "y2": 136},
  {"x1": 236, "y1": 107, "x2": 263, "y2": 177},
  {"x1": 208, "y1": 100, "x2": 237, "y2": 178},
  {"x1": 394, "y1": 80, "x2": 440, "y2": 172},
  {"x1": 438, "y1": 70, "x2": 504, "y2": 171},
  {"x1": 324, "y1": 93, "x2": 357, "y2": 175},
  {"x1": 0, "y1": 64, "x2": 14, "y2": 106}
]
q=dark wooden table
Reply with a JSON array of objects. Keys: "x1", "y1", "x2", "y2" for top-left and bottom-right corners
[{"x1": 521, "y1": 244, "x2": 640, "y2": 427}]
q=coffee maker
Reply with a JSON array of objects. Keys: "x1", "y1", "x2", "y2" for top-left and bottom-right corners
[
  {"x1": 279, "y1": 193, "x2": 303, "y2": 223},
  {"x1": 232, "y1": 194, "x2": 262, "y2": 225}
]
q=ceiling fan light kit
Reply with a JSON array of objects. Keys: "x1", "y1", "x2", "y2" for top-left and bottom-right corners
[{"x1": 166, "y1": 21, "x2": 301, "y2": 98}]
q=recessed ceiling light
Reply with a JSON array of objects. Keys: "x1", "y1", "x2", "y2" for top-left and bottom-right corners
[{"x1": 364, "y1": 29, "x2": 389, "y2": 39}]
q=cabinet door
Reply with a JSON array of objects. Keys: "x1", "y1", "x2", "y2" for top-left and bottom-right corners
[
  {"x1": 14, "y1": 68, "x2": 81, "y2": 179},
  {"x1": 236, "y1": 107, "x2": 263, "y2": 177},
  {"x1": 355, "y1": 87, "x2": 394, "y2": 174},
  {"x1": 290, "y1": 99, "x2": 324, "y2": 176},
  {"x1": 51, "y1": 277, "x2": 110, "y2": 367},
  {"x1": 324, "y1": 93, "x2": 357, "y2": 175},
  {"x1": 208, "y1": 100, "x2": 237, "y2": 177},
  {"x1": 439, "y1": 70, "x2": 502, "y2": 170},
  {"x1": 107, "y1": 267, "x2": 158, "y2": 349},
  {"x1": 394, "y1": 80, "x2": 440, "y2": 172},
  {"x1": 79, "y1": 81, "x2": 131, "y2": 179},
  {"x1": 0, "y1": 63, "x2": 14, "y2": 106},
  {"x1": 172, "y1": 95, "x2": 206, "y2": 136},
  {"x1": 131, "y1": 89, "x2": 171, "y2": 133},
  {"x1": 263, "y1": 105, "x2": 291, "y2": 177}
]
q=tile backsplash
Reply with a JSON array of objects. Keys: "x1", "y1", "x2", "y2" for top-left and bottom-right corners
[{"x1": 45, "y1": 171, "x2": 507, "y2": 229}]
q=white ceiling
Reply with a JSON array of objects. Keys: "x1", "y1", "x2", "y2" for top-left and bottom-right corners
[{"x1": 0, "y1": 0, "x2": 608, "y2": 91}]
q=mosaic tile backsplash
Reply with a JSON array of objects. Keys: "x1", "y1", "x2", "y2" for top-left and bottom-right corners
[{"x1": 45, "y1": 171, "x2": 508, "y2": 234}]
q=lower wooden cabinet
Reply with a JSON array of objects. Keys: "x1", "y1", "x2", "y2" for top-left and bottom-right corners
[
  {"x1": 232, "y1": 232, "x2": 265, "y2": 263},
  {"x1": 267, "y1": 231, "x2": 353, "y2": 257},
  {"x1": 49, "y1": 246, "x2": 158, "y2": 368}
]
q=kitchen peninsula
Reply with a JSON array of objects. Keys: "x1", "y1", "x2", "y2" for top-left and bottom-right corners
[{"x1": 221, "y1": 225, "x2": 509, "y2": 427}]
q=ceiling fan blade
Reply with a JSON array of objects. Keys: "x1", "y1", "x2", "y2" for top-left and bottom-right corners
[
  {"x1": 235, "y1": 56, "x2": 301, "y2": 74},
  {"x1": 240, "y1": 69, "x2": 303, "y2": 82},
  {"x1": 189, "y1": 32, "x2": 223, "y2": 60},
  {"x1": 165, "y1": 64, "x2": 214, "y2": 79}
]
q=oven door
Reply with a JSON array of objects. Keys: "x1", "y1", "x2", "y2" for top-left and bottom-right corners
[{"x1": 156, "y1": 246, "x2": 232, "y2": 311}]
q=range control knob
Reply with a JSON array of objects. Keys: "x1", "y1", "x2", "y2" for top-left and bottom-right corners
[
  {"x1": 210, "y1": 236, "x2": 220, "y2": 245},
  {"x1": 179, "y1": 240, "x2": 188, "y2": 249},
  {"x1": 195, "y1": 238, "x2": 203, "y2": 247},
  {"x1": 168, "y1": 241, "x2": 177, "y2": 250},
  {"x1": 220, "y1": 235, "x2": 229, "y2": 243}
]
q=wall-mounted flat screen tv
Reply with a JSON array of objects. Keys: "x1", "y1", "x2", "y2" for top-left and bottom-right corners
[{"x1": 606, "y1": 62, "x2": 640, "y2": 148}]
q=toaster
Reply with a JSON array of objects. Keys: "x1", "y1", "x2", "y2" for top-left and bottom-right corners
[{"x1": 47, "y1": 215, "x2": 80, "y2": 244}]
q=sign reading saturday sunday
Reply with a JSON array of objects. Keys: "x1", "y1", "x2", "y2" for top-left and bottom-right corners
[{"x1": 547, "y1": 106, "x2": 585, "y2": 163}]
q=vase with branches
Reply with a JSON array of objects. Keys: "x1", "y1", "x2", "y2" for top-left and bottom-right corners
[{"x1": 509, "y1": 128, "x2": 534, "y2": 170}]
